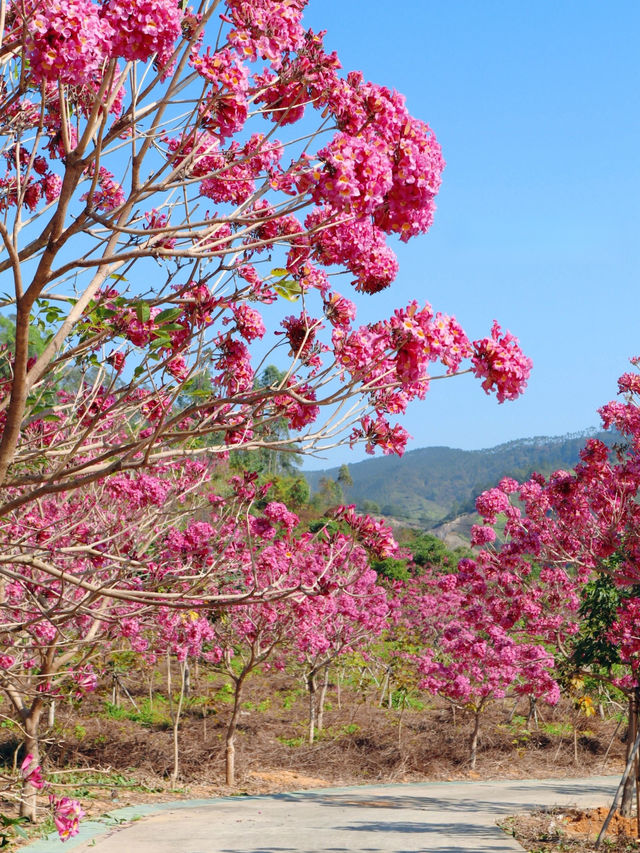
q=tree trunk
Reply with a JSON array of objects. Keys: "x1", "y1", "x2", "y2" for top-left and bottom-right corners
[
  {"x1": 621, "y1": 693, "x2": 636, "y2": 817},
  {"x1": 379, "y1": 666, "x2": 390, "y2": 708},
  {"x1": 20, "y1": 701, "x2": 44, "y2": 821},
  {"x1": 169, "y1": 659, "x2": 186, "y2": 786},
  {"x1": 317, "y1": 665, "x2": 330, "y2": 734},
  {"x1": 225, "y1": 675, "x2": 246, "y2": 787},
  {"x1": 469, "y1": 710, "x2": 481, "y2": 771},
  {"x1": 307, "y1": 671, "x2": 318, "y2": 745}
]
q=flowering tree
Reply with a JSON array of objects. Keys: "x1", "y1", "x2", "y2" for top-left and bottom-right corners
[
  {"x1": 288, "y1": 506, "x2": 391, "y2": 743},
  {"x1": 469, "y1": 363, "x2": 640, "y2": 586},
  {"x1": 211, "y1": 504, "x2": 392, "y2": 782},
  {"x1": 0, "y1": 0, "x2": 532, "y2": 500},
  {"x1": 391, "y1": 556, "x2": 573, "y2": 769}
]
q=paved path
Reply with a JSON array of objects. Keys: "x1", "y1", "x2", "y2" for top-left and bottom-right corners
[{"x1": 24, "y1": 776, "x2": 619, "y2": 853}]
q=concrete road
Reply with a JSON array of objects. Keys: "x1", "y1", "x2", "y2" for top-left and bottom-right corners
[{"x1": 24, "y1": 777, "x2": 618, "y2": 853}]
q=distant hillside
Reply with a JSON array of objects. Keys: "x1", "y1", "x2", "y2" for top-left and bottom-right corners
[{"x1": 304, "y1": 430, "x2": 614, "y2": 530}]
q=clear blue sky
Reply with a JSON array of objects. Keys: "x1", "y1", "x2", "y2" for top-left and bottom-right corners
[{"x1": 300, "y1": 0, "x2": 640, "y2": 468}]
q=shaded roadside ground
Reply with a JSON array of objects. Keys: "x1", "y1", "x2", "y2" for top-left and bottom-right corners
[{"x1": 24, "y1": 777, "x2": 618, "y2": 853}]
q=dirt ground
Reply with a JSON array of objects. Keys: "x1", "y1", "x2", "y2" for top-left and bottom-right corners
[
  {"x1": 502, "y1": 806, "x2": 640, "y2": 852},
  {"x1": 1, "y1": 670, "x2": 633, "y2": 850}
]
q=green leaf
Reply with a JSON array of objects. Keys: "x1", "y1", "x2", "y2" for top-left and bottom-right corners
[
  {"x1": 155, "y1": 307, "x2": 183, "y2": 324},
  {"x1": 270, "y1": 268, "x2": 289, "y2": 278},
  {"x1": 148, "y1": 332, "x2": 171, "y2": 350},
  {"x1": 109, "y1": 274, "x2": 127, "y2": 282},
  {"x1": 135, "y1": 302, "x2": 151, "y2": 323},
  {"x1": 274, "y1": 280, "x2": 302, "y2": 302}
]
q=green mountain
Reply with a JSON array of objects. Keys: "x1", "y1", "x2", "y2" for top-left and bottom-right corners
[{"x1": 304, "y1": 430, "x2": 614, "y2": 530}]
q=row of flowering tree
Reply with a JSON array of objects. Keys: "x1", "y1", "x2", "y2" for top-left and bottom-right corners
[
  {"x1": 470, "y1": 363, "x2": 640, "y2": 682},
  {"x1": 0, "y1": 457, "x2": 400, "y2": 817},
  {"x1": 0, "y1": 0, "x2": 535, "y2": 839},
  {"x1": 467, "y1": 362, "x2": 640, "y2": 806}
]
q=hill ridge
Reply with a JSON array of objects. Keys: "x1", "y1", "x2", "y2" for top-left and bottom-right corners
[{"x1": 304, "y1": 429, "x2": 612, "y2": 530}]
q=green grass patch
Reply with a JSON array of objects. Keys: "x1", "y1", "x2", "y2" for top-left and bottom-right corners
[
  {"x1": 213, "y1": 683, "x2": 235, "y2": 704},
  {"x1": 390, "y1": 688, "x2": 426, "y2": 711},
  {"x1": 540, "y1": 721, "x2": 573, "y2": 737},
  {"x1": 277, "y1": 735, "x2": 306, "y2": 748},
  {"x1": 103, "y1": 695, "x2": 172, "y2": 729},
  {"x1": 241, "y1": 698, "x2": 270, "y2": 712}
]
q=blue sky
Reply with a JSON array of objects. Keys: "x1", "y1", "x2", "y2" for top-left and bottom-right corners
[{"x1": 300, "y1": 1, "x2": 640, "y2": 468}]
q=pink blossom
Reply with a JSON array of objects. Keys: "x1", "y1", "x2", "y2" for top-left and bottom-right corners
[
  {"x1": 73, "y1": 665, "x2": 98, "y2": 694},
  {"x1": 50, "y1": 795, "x2": 85, "y2": 841},
  {"x1": 472, "y1": 321, "x2": 532, "y2": 403},
  {"x1": 230, "y1": 304, "x2": 266, "y2": 342},
  {"x1": 21, "y1": 754, "x2": 45, "y2": 790},
  {"x1": 25, "y1": 0, "x2": 113, "y2": 85},
  {"x1": 103, "y1": 0, "x2": 183, "y2": 68},
  {"x1": 470, "y1": 525, "x2": 497, "y2": 546}
]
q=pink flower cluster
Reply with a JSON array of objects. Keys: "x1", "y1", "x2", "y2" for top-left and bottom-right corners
[
  {"x1": 306, "y1": 208, "x2": 399, "y2": 294},
  {"x1": 213, "y1": 337, "x2": 254, "y2": 395},
  {"x1": 312, "y1": 133, "x2": 393, "y2": 218},
  {"x1": 18, "y1": 0, "x2": 183, "y2": 86},
  {"x1": 0, "y1": 146, "x2": 62, "y2": 214},
  {"x1": 373, "y1": 117, "x2": 443, "y2": 241},
  {"x1": 190, "y1": 47, "x2": 250, "y2": 140},
  {"x1": 21, "y1": 754, "x2": 45, "y2": 791},
  {"x1": 24, "y1": 0, "x2": 113, "y2": 85},
  {"x1": 226, "y1": 0, "x2": 307, "y2": 66},
  {"x1": 273, "y1": 381, "x2": 319, "y2": 430},
  {"x1": 475, "y1": 486, "x2": 512, "y2": 524},
  {"x1": 332, "y1": 505, "x2": 398, "y2": 558},
  {"x1": 82, "y1": 166, "x2": 125, "y2": 212},
  {"x1": 350, "y1": 415, "x2": 411, "y2": 457},
  {"x1": 50, "y1": 795, "x2": 85, "y2": 841},
  {"x1": 471, "y1": 321, "x2": 533, "y2": 403},
  {"x1": 102, "y1": 0, "x2": 183, "y2": 68}
]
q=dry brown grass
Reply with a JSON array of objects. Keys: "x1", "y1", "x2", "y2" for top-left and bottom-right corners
[{"x1": 5, "y1": 669, "x2": 626, "y2": 792}]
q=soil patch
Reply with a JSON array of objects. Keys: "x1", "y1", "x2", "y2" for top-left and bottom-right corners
[{"x1": 503, "y1": 806, "x2": 640, "y2": 852}]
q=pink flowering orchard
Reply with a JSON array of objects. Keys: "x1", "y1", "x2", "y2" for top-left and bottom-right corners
[
  {"x1": 0, "y1": 460, "x2": 398, "y2": 825},
  {"x1": 0, "y1": 0, "x2": 534, "y2": 836},
  {"x1": 467, "y1": 363, "x2": 640, "y2": 787}
]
